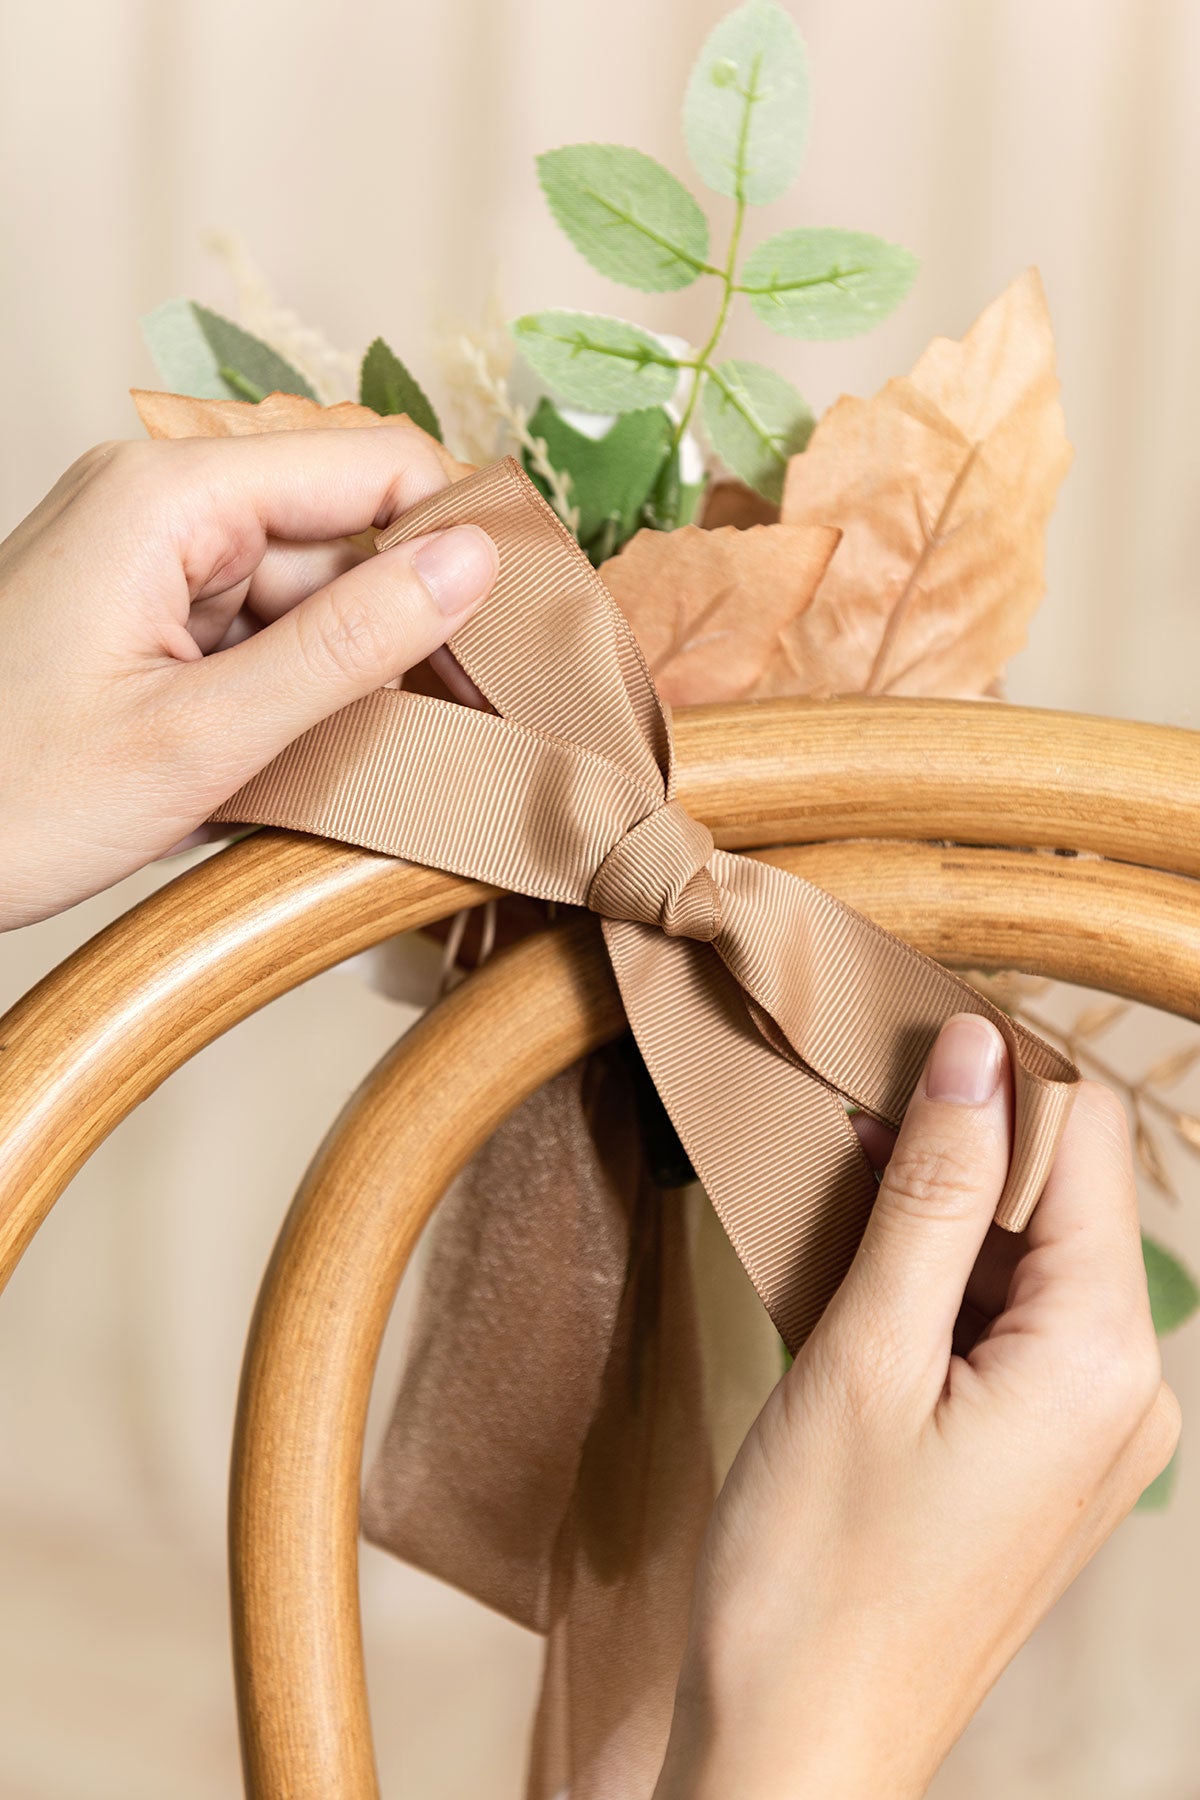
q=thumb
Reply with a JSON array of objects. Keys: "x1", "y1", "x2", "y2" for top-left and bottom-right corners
[
  {"x1": 831, "y1": 1013, "x2": 1012, "y2": 1400},
  {"x1": 182, "y1": 522, "x2": 498, "y2": 777}
]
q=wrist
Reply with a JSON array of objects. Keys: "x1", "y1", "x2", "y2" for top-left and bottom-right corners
[{"x1": 654, "y1": 1627, "x2": 929, "y2": 1800}]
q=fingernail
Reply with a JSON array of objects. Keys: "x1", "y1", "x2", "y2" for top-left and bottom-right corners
[
  {"x1": 409, "y1": 525, "x2": 498, "y2": 618},
  {"x1": 925, "y1": 1013, "x2": 1004, "y2": 1106}
]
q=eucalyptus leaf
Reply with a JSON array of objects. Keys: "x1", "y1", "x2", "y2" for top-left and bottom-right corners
[
  {"x1": 683, "y1": 0, "x2": 810, "y2": 206},
  {"x1": 741, "y1": 227, "x2": 918, "y2": 339},
  {"x1": 538, "y1": 144, "x2": 711, "y2": 292},
  {"x1": 360, "y1": 337, "x2": 442, "y2": 439},
  {"x1": 1143, "y1": 1234, "x2": 1200, "y2": 1336},
  {"x1": 510, "y1": 310, "x2": 681, "y2": 412},
  {"x1": 1137, "y1": 1448, "x2": 1179, "y2": 1511},
  {"x1": 141, "y1": 299, "x2": 316, "y2": 401},
  {"x1": 701, "y1": 358, "x2": 813, "y2": 501},
  {"x1": 525, "y1": 399, "x2": 671, "y2": 558}
]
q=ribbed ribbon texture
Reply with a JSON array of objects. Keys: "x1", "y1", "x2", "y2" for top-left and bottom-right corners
[{"x1": 212, "y1": 456, "x2": 1079, "y2": 1797}]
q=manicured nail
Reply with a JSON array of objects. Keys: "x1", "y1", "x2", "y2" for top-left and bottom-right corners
[
  {"x1": 925, "y1": 1013, "x2": 1004, "y2": 1106},
  {"x1": 409, "y1": 524, "x2": 498, "y2": 617}
]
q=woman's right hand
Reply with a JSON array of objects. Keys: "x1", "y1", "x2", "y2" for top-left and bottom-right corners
[{"x1": 656, "y1": 1014, "x2": 1179, "y2": 1800}]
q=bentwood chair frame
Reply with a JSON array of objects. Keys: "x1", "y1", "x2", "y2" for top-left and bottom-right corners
[{"x1": 2, "y1": 695, "x2": 1200, "y2": 1798}]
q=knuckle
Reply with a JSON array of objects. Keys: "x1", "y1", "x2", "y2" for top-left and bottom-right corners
[
  {"x1": 68, "y1": 438, "x2": 148, "y2": 487},
  {"x1": 1124, "y1": 1384, "x2": 1181, "y2": 1500},
  {"x1": 373, "y1": 425, "x2": 453, "y2": 524},
  {"x1": 1056, "y1": 1319, "x2": 1162, "y2": 1442},
  {"x1": 297, "y1": 587, "x2": 395, "y2": 685},
  {"x1": 881, "y1": 1137, "x2": 984, "y2": 1221},
  {"x1": 1151, "y1": 1382, "x2": 1183, "y2": 1466}
]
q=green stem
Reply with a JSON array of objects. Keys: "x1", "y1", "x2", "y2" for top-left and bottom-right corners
[
  {"x1": 219, "y1": 365, "x2": 266, "y2": 403},
  {"x1": 669, "y1": 191, "x2": 744, "y2": 458},
  {"x1": 662, "y1": 53, "x2": 763, "y2": 494}
]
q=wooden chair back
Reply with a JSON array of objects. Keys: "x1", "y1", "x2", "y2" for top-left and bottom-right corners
[{"x1": 2, "y1": 696, "x2": 1199, "y2": 1798}]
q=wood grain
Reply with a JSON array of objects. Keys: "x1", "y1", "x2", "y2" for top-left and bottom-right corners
[
  {"x1": 231, "y1": 842, "x2": 1200, "y2": 1799},
  {"x1": 675, "y1": 697, "x2": 1200, "y2": 870},
  {"x1": 0, "y1": 696, "x2": 1199, "y2": 1795}
]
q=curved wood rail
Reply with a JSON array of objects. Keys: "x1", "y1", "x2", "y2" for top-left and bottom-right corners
[
  {"x1": 676, "y1": 697, "x2": 1200, "y2": 870},
  {"x1": 770, "y1": 842, "x2": 1200, "y2": 1017},
  {"x1": 0, "y1": 697, "x2": 1197, "y2": 1793},
  {"x1": 3, "y1": 697, "x2": 1200, "y2": 1288},
  {"x1": 231, "y1": 841, "x2": 1200, "y2": 1800}
]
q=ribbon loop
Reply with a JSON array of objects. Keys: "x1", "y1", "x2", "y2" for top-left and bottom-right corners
[{"x1": 588, "y1": 800, "x2": 722, "y2": 942}]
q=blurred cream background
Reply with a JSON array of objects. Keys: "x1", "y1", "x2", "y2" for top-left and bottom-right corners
[{"x1": 2, "y1": 0, "x2": 1200, "y2": 1794}]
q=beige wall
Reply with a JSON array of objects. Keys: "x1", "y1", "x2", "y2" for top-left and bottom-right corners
[{"x1": 2, "y1": 1, "x2": 1199, "y2": 1794}]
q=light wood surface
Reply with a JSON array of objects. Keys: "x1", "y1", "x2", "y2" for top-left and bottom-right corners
[
  {"x1": 0, "y1": 697, "x2": 1198, "y2": 1796},
  {"x1": 232, "y1": 840, "x2": 1200, "y2": 1800},
  {"x1": 674, "y1": 697, "x2": 1200, "y2": 871}
]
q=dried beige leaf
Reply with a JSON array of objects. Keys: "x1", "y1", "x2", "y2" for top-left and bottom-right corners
[
  {"x1": 130, "y1": 388, "x2": 472, "y2": 483},
  {"x1": 774, "y1": 268, "x2": 1072, "y2": 699},
  {"x1": 1135, "y1": 1115, "x2": 1177, "y2": 1200},
  {"x1": 699, "y1": 481, "x2": 781, "y2": 531},
  {"x1": 1169, "y1": 1111, "x2": 1200, "y2": 1154},
  {"x1": 599, "y1": 522, "x2": 839, "y2": 708},
  {"x1": 1144, "y1": 1044, "x2": 1200, "y2": 1090},
  {"x1": 1071, "y1": 998, "x2": 1129, "y2": 1040}
]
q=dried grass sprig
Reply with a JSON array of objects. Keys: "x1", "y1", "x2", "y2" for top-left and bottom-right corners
[
  {"x1": 444, "y1": 331, "x2": 580, "y2": 536},
  {"x1": 206, "y1": 231, "x2": 359, "y2": 404},
  {"x1": 978, "y1": 978, "x2": 1200, "y2": 1204}
]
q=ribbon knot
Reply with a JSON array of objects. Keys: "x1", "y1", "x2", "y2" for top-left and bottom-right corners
[{"x1": 588, "y1": 799, "x2": 722, "y2": 941}]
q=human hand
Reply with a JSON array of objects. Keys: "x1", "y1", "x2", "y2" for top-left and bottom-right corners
[
  {"x1": 0, "y1": 426, "x2": 498, "y2": 929},
  {"x1": 656, "y1": 1015, "x2": 1179, "y2": 1800}
]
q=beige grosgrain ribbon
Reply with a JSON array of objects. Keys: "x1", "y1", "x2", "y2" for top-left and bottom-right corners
[
  {"x1": 211, "y1": 455, "x2": 1079, "y2": 1787},
  {"x1": 214, "y1": 454, "x2": 1077, "y2": 1338}
]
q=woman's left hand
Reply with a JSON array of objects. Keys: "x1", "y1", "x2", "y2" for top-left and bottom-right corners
[{"x1": 0, "y1": 425, "x2": 498, "y2": 930}]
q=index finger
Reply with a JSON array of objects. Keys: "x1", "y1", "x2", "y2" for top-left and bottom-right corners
[
  {"x1": 160, "y1": 419, "x2": 466, "y2": 544},
  {"x1": 1006, "y1": 1080, "x2": 1148, "y2": 1333}
]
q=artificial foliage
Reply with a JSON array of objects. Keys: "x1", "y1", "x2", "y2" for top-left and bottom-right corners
[{"x1": 133, "y1": 0, "x2": 1198, "y2": 1505}]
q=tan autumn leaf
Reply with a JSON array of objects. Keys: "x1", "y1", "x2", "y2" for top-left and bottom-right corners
[
  {"x1": 1144, "y1": 1043, "x2": 1200, "y2": 1089},
  {"x1": 599, "y1": 521, "x2": 839, "y2": 708},
  {"x1": 130, "y1": 388, "x2": 473, "y2": 484},
  {"x1": 773, "y1": 267, "x2": 1072, "y2": 699},
  {"x1": 1168, "y1": 1111, "x2": 1200, "y2": 1155},
  {"x1": 699, "y1": 480, "x2": 781, "y2": 530},
  {"x1": 1135, "y1": 1115, "x2": 1177, "y2": 1201},
  {"x1": 1071, "y1": 997, "x2": 1129, "y2": 1040}
]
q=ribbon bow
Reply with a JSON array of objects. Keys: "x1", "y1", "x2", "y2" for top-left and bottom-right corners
[{"x1": 212, "y1": 456, "x2": 1078, "y2": 1794}]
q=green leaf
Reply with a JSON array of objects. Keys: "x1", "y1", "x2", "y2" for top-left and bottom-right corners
[
  {"x1": 1137, "y1": 1447, "x2": 1179, "y2": 1511},
  {"x1": 1143, "y1": 1234, "x2": 1200, "y2": 1336},
  {"x1": 537, "y1": 144, "x2": 711, "y2": 292},
  {"x1": 683, "y1": 0, "x2": 810, "y2": 206},
  {"x1": 701, "y1": 358, "x2": 813, "y2": 502},
  {"x1": 741, "y1": 227, "x2": 919, "y2": 339},
  {"x1": 510, "y1": 310, "x2": 681, "y2": 412},
  {"x1": 524, "y1": 399, "x2": 672, "y2": 558},
  {"x1": 141, "y1": 299, "x2": 316, "y2": 402},
  {"x1": 359, "y1": 337, "x2": 442, "y2": 440}
]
